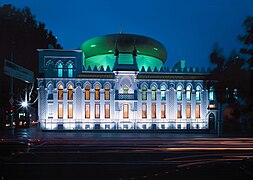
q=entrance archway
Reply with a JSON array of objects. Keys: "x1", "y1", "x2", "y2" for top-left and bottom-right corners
[{"x1": 208, "y1": 113, "x2": 215, "y2": 130}]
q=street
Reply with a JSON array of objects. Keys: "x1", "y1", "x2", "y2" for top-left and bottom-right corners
[{"x1": 1, "y1": 128, "x2": 253, "y2": 179}]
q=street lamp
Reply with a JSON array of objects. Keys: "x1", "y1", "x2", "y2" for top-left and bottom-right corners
[
  {"x1": 21, "y1": 101, "x2": 28, "y2": 108},
  {"x1": 20, "y1": 86, "x2": 29, "y2": 128}
]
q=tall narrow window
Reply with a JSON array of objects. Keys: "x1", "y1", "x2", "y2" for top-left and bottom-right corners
[
  {"x1": 161, "y1": 85, "x2": 166, "y2": 100},
  {"x1": 209, "y1": 86, "x2": 214, "y2": 101},
  {"x1": 177, "y1": 104, "x2": 182, "y2": 118},
  {"x1": 123, "y1": 104, "x2": 129, "y2": 118},
  {"x1": 186, "y1": 104, "x2": 191, "y2": 118},
  {"x1": 105, "y1": 104, "x2": 110, "y2": 118},
  {"x1": 85, "y1": 85, "x2": 90, "y2": 100},
  {"x1": 177, "y1": 86, "x2": 182, "y2": 101},
  {"x1": 196, "y1": 86, "x2": 201, "y2": 101},
  {"x1": 58, "y1": 63, "x2": 63, "y2": 77},
  {"x1": 142, "y1": 104, "x2": 147, "y2": 118},
  {"x1": 67, "y1": 85, "x2": 73, "y2": 100},
  {"x1": 68, "y1": 104, "x2": 73, "y2": 118},
  {"x1": 58, "y1": 104, "x2": 63, "y2": 119},
  {"x1": 68, "y1": 64, "x2": 73, "y2": 77},
  {"x1": 95, "y1": 104, "x2": 100, "y2": 118},
  {"x1": 233, "y1": 88, "x2": 238, "y2": 99},
  {"x1": 196, "y1": 104, "x2": 200, "y2": 118},
  {"x1": 104, "y1": 86, "x2": 110, "y2": 100},
  {"x1": 95, "y1": 85, "x2": 100, "y2": 100},
  {"x1": 151, "y1": 86, "x2": 156, "y2": 101},
  {"x1": 142, "y1": 86, "x2": 147, "y2": 100},
  {"x1": 151, "y1": 103, "x2": 156, "y2": 118},
  {"x1": 58, "y1": 84, "x2": 63, "y2": 100},
  {"x1": 186, "y1": 85, "x2": 191, "y2": 101},
  {"x1": 85, "y1": 104, "x2": 90, "y2": 118},
  {"x1": 161, "y1": 104, "x2": 166, "y2": 119}
]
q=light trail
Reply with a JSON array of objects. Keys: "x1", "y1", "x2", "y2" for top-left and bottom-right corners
[{"x1": 166, "y1": 147, "x2": 253, "y2": 151}]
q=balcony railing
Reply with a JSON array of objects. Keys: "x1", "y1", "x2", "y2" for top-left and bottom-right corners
[{"x1": 115, "y1": 93, "x2": 137, "y2": 100}]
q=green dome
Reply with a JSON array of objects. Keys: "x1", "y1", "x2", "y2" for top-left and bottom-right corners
[{"x1": 79, "y1": 34, "x2": 168, "y2": 71}]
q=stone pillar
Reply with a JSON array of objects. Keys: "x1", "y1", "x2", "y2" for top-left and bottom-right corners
[
  {"x1": 191, "y1": 90, "x2": 196, "y2": 119},
  {"x1": 147, "y1": 89, "x2": 151, "y2": 119},
  {"x1": 100, "y1": 89, "x2": 105, "y2": 119},
  {"x1": 90, "y1": 89, "x2": 95, "y2": 119},
  {"x1": 156, "y1": 89, "x2": 161, "y2": 119},
  {"x1": 63, "y1": 89, "x2": 67, "y2": 119},
  {"x1": 182, "y1": 91, "x2": 186, "y2": 119}
]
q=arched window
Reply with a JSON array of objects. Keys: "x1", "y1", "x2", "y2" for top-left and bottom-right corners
[
  {"x1": 142, "y1": 86, "x2": 147, "y2": 100},
  {"x1": 196, "y1": 85, "x2": 201, "y2": 101},
  {"x1": 151, "y1": 86, "x2": 156, "y2": 101},
  {"x1": 104, "y1": 85, "x2": 110, "y2": 100},
  {"x1": 58, "y1": 63, "x2": 63, "y2": 77},
  {"x1": 67, "y1": 85, "x2": 73, "y2": 100},
  {"x1": 85, "y1": 85, "x2": 90, "y2": 100},
  {"x1": 95, "y1": 85, "x2": 100, "y2": 100},
  {"x1": 47, "y1": 85, "x2": 54, "y2": 100},
  {"x1": 68, "y1": 64, "x2": 73, "y2": 77},
  {"x1": 186, "y1": 85, "x2": 191, "y2": 101},
  {"x1": 209, "y1": 86, "x2": 215, "y2": 101},
  {"x1": 58, "y1": 84, "x2": 63, "y2": 100},
  {"x1": 177, "y1": 85, "x2": 182, "y2": 101},
  {"x1": 161, "y1": 85, "x2": 166, "y2": 100}
]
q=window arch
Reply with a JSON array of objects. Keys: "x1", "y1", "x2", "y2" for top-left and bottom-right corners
[
  {"x1": 47, "y1": 84, "x2": 54, "y2": 100},
  {"x1": 58, "y1": 63, "x2": 63, "y2": 77},
  {"x1": 196, "y1": 85, "x2": 201, "y2": 101},
  {"x1": 85, "y1": 85, "x2": 90, "y2": 100},
  {"x1": 209, "y1": 86, "x2": 215, "y2": 101},
  {"x1": 104, "y1": 85, "x2": 110, "y2": 100},
  {"x1": 68, "y1": 64, "x2": 73, "y2": 77},
  {"x1": 67, "y1": 85, "x2": 73, "y2": 100},
  {"x1": 58, "y1": 84, "x2": 63, "y2": 100},
  {"x1": 177, "y1": 85, "x2": 182, "y2": 101},
  {"x1": 186, "y1": 85, "x2": 191, "y2": 101},
  {"x1": 142, "y1": 86, "x2": 147, "y2": 100},
  {"x1": 161, "y1": 85, "x2": 166, "y2": 100},
  {"x1": 151, "y1": 86, "x2": 156, "y2": 101},
  {"x1": 95, "y1": 85, "x2": 100, "y2": 100}
]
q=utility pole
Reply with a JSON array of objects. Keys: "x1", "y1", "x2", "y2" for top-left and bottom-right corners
[{"x1": 9, "y1": 47, "x2": 14, "y2": 128}]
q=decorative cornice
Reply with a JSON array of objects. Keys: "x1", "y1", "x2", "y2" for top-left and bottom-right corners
[{"x1": 77, "y1": 73, "x2": 115, "y2": 79}]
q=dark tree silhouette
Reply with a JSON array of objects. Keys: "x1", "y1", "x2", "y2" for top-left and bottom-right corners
[
  {"x1": 209, "y1": 16, "x2": 253, "y2": 135},
  {"x1": 0, "y1": 4, "x2": 62, "y2": 127},
  {"x1": 238, "y1": 16, "x2": 253, "y2": 134}
]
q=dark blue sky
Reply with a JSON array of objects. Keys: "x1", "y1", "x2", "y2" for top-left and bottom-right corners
[{"x1": 2, "y1": 0, "x2": 253, "y2": 68}]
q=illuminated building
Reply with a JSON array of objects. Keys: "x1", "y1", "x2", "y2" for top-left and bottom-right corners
[{"x1": 38, "y1": 34, "x2": 217, "y2": 130}]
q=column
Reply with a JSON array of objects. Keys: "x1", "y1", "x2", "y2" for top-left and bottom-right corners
[
  {"x1": 147, "y1": 89, "x2": 151, "y2": 119},
  {"x1": 90, "y1": 89, "x2": 95, "y2": 119}
]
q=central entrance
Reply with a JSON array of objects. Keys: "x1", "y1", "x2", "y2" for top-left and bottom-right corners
[{"x1": 123, "y1": 104, "x2": 129, "y2": 118}]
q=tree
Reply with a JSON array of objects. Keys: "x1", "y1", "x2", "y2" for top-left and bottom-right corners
[
  {"x1": 209, "y1": 16, "x2": 253, "y2": 135},
  {"x1": 238, "y1": 16, "x2": 253, "y2": 134},
  {"x1": 0, "y1": 4, "x2": 62, "y2": 127}
]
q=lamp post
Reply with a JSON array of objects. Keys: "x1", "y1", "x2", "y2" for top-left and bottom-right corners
[{"x1": 21, "y1": 86, "x2": 29, "y2": 128}]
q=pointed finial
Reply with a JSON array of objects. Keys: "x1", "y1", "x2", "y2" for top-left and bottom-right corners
[
  {"x1": 114, "y1": 40, "x2": 119, "y2": 56},
  {"x1": 120, "y1": 24, "x2": 123, "y2": 34},
  {"x1": 133, "y1": 40, "x2": 137, "y2": 57}
]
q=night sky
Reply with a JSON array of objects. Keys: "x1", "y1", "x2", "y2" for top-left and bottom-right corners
[{"x1": 1, "y1": 0, "x2": 253, "y2": 68}]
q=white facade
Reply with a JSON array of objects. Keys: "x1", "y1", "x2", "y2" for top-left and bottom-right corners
[
  {"x1": 38, "y1": 68, "x2": 217, "y2": 130},
  {"x1": 37, "y1": 34, "x2": 217, "y2": 130}
]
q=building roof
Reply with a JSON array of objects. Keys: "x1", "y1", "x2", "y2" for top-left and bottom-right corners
[{"x1": 79, "y1": 34, "x2": 167, "y2": 63}]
